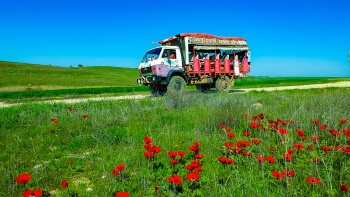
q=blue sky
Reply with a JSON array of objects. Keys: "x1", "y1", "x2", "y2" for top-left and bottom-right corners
[{"x1": 1, "y1": 0, "x2": 349, "y2": 77}]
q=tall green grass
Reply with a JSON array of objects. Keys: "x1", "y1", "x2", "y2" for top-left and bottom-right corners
[{"x1": 1, "y1": 87, "x2": 349, "y2": 196}]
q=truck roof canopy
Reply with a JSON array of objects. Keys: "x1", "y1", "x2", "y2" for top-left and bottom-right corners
[{"x1": 159, "y1": 33, "x2": 247, "y2": 47}]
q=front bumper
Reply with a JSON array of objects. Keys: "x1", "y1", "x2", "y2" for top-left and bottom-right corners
[{"x1": 137, "y1": 75, "x2": 163, "y2": 85}]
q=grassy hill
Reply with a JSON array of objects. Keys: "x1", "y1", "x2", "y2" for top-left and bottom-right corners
[{"x1": 0, "y1": 61, "x2": 140, "y2": 92}]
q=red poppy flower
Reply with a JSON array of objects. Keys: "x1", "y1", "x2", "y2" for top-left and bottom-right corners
[
  {"x1": 287, "y1": 149, "x2": 295, "y2": 155},
  {"x1": 321, "y1": 146, "x2": 332, "y2": 152},
  {"x1": 270, "y1": 146, "x2": 275, "y2": 151},
  {"x1": 310, "y1": 136, "x2": 320, "y2": 141},
  {"x1": 243, "y1": 131, "x2": 251, "y2": 137},
  {"x1": 115, "y1": 192, "x2": 129, "y2": 197},
  {"x1": 242, "y1": 151, "x2": 252, "y2": 157},
  {"x1": 257, "y1": 155, "x2": 265, "y2": 163},
  {"x1": 283, "y1": 170, "x2": 295, "y2": 177},
  {"x1": 272, "y1": 170, "x2": 285, "y2": 180},
  {"x1": 195, "y1": 154, "x2": 204, "y2": 159},
  {"x1": 265, "y1": 156, "x2": 276, "y2": 163},
  {"x1": 144, "y1": 136, "x2": 153, "y2": 144},
  {"x1": 313, "y1": 158, "x2": 319, "y2": 163},
  {"x1": 186, "y1": 171, "x2": 201, "y2": 182},
  {"x1": 306, "y1": 176, "x2": 322, "y2": 184},
  {"x1": 50, "y1": 118, "x2": 59, "y2": 124},
  {"x1": 171, "y1": 159, "x2": 178, "y2": 165},
  {"x1": 220, "y1": 123, "x2": 226, "y2": 129},
  {"x1": 224, "y1": 142, "x2": 233, "y2": 149},
  {"x1": 189, "y1": 145, "x2": 199, "y2": 153},
  {"x1": 22, "y1": 189, "x2": 42, "y2": 197},
  {"x1": 81, "y1": 114, "x2": 88, "y2": 119},
  {"x1": 308, "y1": 145, "x2": 313, "y2": 150},
  {"x1": 186, "y1": 160, "x2": 201, "y2": 171},
  {"x1": 61, "y1": 180, "x2": 68, "y2": 189},
  {"x1": 111, "y1": 169, "x2": 120, "y2": 176},
  {"x1": 151, "y1": 146, "x2": 162, "y2": 153},
  {"x1": 177, "y1": 151, "x2": 186, "y2": 157},
  {"x1": 296, "y1": 129, "x2": 305, "y2": 136},
  {"x1": 283, "y1": 153, "x2": 292, "y2": 161},
  {"x1": 68, "y1": 161, "x2": 73, "y2": 165},
  {"x1": 334, "y1": 146, "x2": 343, "y2": 151},
  {"x1": 244, "y1": 113, "x2": 249, "y2": 118},
  {"x1": 225, "y1": 127, "x2": 232, "y2": 132},
  {"x1": 341, "y1": 183, "x2": 349, "y2": 191},
  {"x1": 167, "y1": 175, "x2": 182, "y2": 185},
  {"x1": 312, "y1": 119, "x2": 320, "y2": 124},
  {"x1": 168, "y1": 151, "x2": 178, "y2": 158},
  {"x1": 144, "y1": 151, "x2": 154, "y2": 158},
  {"x1": 68, "y1": 106, "x2": 73, "y2": 112},
  {"x1": 236, "y1": 141, "x2": 250, "y2": 147},
  {"x1": 250, "y1": 139, "x2": 262, "y2": 144},
  {"x1": 15, "y1": 173, "x2": 31, "y2": 185},
  {"x1": 319, "y1": 124, "x2": 327, "y2": 130},
  {"x1": 227, "y1": 133, "x2": 236, "y2": 139},
  {"x1": 329, "y1": 129, "x2": 341, "y2": 136},
  {"x1": 218, "y1": 157, "x2": 234, "y2": 165},
  {"x1": 277, "y1": 128, "x2": 288, "y2": 135},
  {"x1": 293, "y1": 143, "x2": 304, "y2": 150},
  {"x1": 154, "y1": 185, "x2": 159, "y2": 191},
  {"x1": 193, "y1": 142, "x2": 200, "y2": 147},
  {"x1": 340, "y1": 119, "x2": 348, "y2": 124},
  {"x1": 116, "y1": 164, "x2": 125, "y2": 171}
]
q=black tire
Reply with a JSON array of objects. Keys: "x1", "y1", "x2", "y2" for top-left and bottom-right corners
[
  {"x1": 215, "y1": 76, "x2": 231, "y2": 93},
  {"x1": 150, "y1": 84, "x2": 167, "y2": 97},
  {"x1": 167, "y1": 76, "x2": 186, "y2": 95},
  {"x1": 196, "y1": 84, "x2": 211, "y2": 93}
]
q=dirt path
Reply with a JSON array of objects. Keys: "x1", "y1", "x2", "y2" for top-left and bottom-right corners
[{"x1": 1, "y1": 81, "x2": 350, "y2": 108}]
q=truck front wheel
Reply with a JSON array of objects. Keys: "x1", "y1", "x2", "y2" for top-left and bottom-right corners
[
  {"x1": 215, "y1": 76, "x2": 231, "y2": 93},
  {"x1": 167, "y1": 76, "x2": 186, "y2": 95}
]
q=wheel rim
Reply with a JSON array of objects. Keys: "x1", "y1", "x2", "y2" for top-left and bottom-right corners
[
  {"x1": 220, "y1": 80, "x2": 229, "y2": 90},
  {"x1": 173, "y1": 80, "x2": 183, "y2": 91}
]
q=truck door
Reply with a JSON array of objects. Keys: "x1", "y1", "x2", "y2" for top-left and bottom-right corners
[{"x1": 161, "y1": 49, "x2": 181, "y2": 68}]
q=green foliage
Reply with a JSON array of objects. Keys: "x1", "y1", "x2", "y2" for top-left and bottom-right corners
[{"x1": 1, "y1": 88, "x2": 350, "y2": 196}]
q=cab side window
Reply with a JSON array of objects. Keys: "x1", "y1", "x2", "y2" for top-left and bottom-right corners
[{"x1": 162, "y1": 49, "x2": 176, "y2": 59}]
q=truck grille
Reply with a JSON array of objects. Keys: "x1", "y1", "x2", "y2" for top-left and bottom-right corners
[{"x1": 141, "y1": 67, "x2": 152, "y2": 74}]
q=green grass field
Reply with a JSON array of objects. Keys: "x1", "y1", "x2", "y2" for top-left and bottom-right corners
[
  {"x1": 1, "y1": 61, "x2": 349, "y2": 103},
  {"x1": 1, "y1": 88, "x2": 350, "y2": 196}
]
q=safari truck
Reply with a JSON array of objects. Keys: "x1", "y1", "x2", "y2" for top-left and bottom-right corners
[{"x1": 137, "y1": 33, "x2": 250, "y2": 96}]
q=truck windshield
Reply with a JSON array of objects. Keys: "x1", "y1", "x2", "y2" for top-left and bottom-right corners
[{"x1": 141, "y1": 48, "x2": 162, "y2": 63}]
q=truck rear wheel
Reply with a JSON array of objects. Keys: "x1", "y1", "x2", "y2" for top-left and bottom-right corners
[
  {"x1": 196, "y1": 84, "x2": 211, "y2": 93},
  {"x1": 215, "y1": 76, "x2": 231, "y2": 93},
  {"x1": 167, "y1": 76, "x2": 186, "y2": 95},
  {"x1": 150, "y1": 84, "x2": 167, "y2": 97}
]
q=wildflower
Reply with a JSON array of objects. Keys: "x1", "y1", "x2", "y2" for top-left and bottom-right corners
[
  {"x1": 243, "y1": 131, "x2": 251, "y2": 137},
  {"x1": 310, "y1": 136, "x2": 320, "y2": 141},
  {"x1": 272, "y1": 170, "x2": 285, "y2": 180},
  {"x1": 81, "y1": 114, "x2": 89, "y2": 119},
  {"x1": 50, "y1": 118, "x2": 59, "y2": 124},
  {"x1": 277, "y1": 128, "x2": 288, "y2": 135},
  {"x1": 313, "y1": 158, "x2": 319, "y2": 163},
  {"x1": 154, "y1": 185, "x2": 159, "y2": 191},
  {"x1": 195, "y1": 154, "x2": 204, "y2": 159},
  {"x1": 250, "y1": 139, "x2": 262, "y2": 144},
  {"x1": 193, "y1": 142, "x2": 200, "y2": 147},
  {"x1": 61, "y1": 180, "x2": 68, "y2": 189},
  {"x1": 116, "y1": 164, "x2": 125, "y2": 171},
  {"x1": 329, "y1": 129, "x2": 341, "y2": 136},
  {"x1": 257, "y1": 155, "x2": 265, "y2": 163},
  {"x1": 68, "y1": 161, "x2": 73, "y2": 165},
  {"x1": 144, "y1": 151, "x2": 154, "y2": 159},
  {"x1": 244, "y1": 113, "x2": 249, "y2": 118},
  {"x1": 227, "y1": 133, "x2": 236, "y2": 139},
  {"x1": 308, "y1": 145, "x2": 313, "y2": 150},
  {"x1": 168, "y1": 151, "x2": 178, "y2": 158},
  {"x1": 144, "y1": 136, "x2": 153, "y2": 144},
  {"x1": 283, "y1": 153, "x2": 292, "y2": 161},
  {"x1": 186, "y1": 160, "x2": 201, "y2": 171},
  {"x1": 236, "y1": 141, "x2": 250, "y2": 147},
  {"x1": 170, "y1": 159, "x2": 178, "y2": 165},
  {"x1": 218, "y1": 157, "x2": 234, "y2": 165},
  {"x1": 319, "y1": 124, "x2": 327, "y2": 130},
  {"x1": 167, "y1": 175, "x2": 182, "y2": 185},
  {"x1": 296, "y1": 129, "x2": 305, "y2": 136},
  {"x1": 177, "y1": 151, "x2": 186, "y2": 157},
  {"x1": 225, "y1": 127, "x2": 232, "y2": 132},
  {"x1": 265, "y1": 156, "x2": 276, "y2": 163},
  {"x1": 270, "y1": 146, "x2": 275, "y2": 151},
  {"x1": 224, "y1": 142, "x2": 233, "y2": 149},
  {"x1": 189, "y1": 145, "x2": 199, "y2": 153},
  {"x1": 340, "y1": 119, "x2": 348, "y2": 124},
  {"x1": 321, "y1": 146, "x2": 332, "y2": 152},
  {"x1": 294, "y1": 143, "x2": 304, "y2": 150},
  {"x1": 111, "y1": 169, "x2": 120, "y2": 176},
  {"x1": 284, "y1": 170, "x2": 295, "y2": 177},
  {"x1": 115, "y1": 192, "x2": 129, "y2": 197},
  {"x1": 68, "y1": 106, "x2": 73, "y2": 112},
  {"x1": 22, "y1": 189, "x2": 42, "y2": 197},
  {"x1": 242, "y1": 151, "x2": 252, "y2": 157},
  {"x1": 312, "y1": 119, "x2": 320, "y2": 124},
  {"x1": 151, "y1": 146, "x2": 162, "y2": 153},
  {"x1": 287, "y1": 149, "x2": 295, "y2": 155},
  {"x1": 15, "y1": 173, "x2": 31, "y2": 185},
  {"x1": 220, "y1": 123, "x2": 226, "y2": 129},
  {"x1": 341, "y1": 184, "x2": 349, "y2": 191},
  {"x1": 186, "y1": 171, "x2": 201, "y2": 182},
  {"x1": 306, "y1": 176, "x2": 322, "y2": 184}
]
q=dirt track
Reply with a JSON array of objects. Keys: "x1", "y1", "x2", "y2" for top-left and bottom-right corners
[{"x1": 1, "y1": 81, "x2": 350, "y2": 108}]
